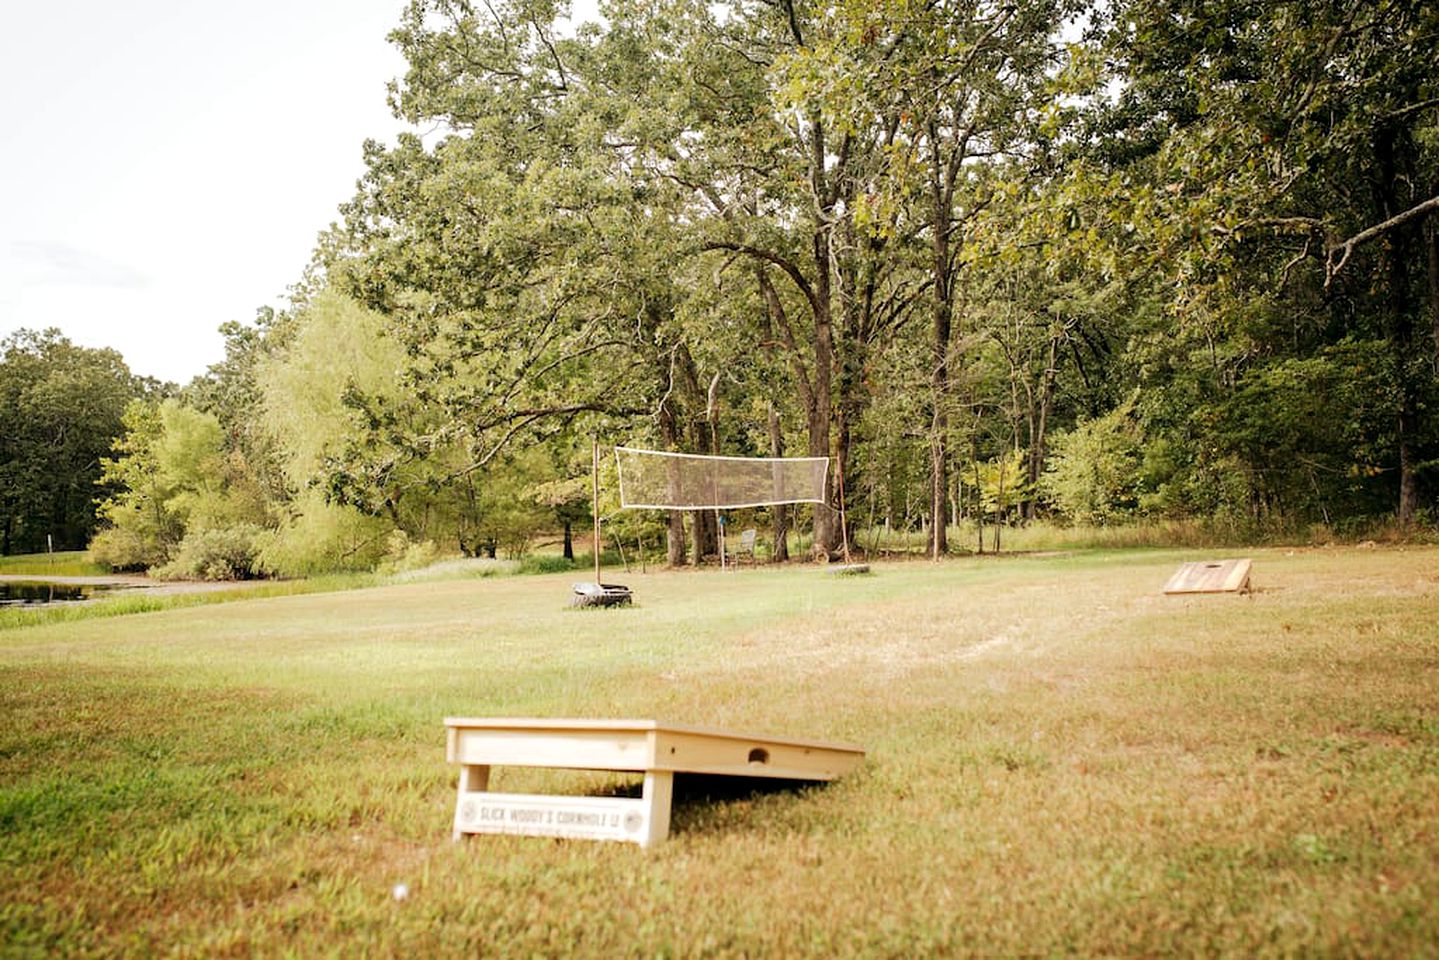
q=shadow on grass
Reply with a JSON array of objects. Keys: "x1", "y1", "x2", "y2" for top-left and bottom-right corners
[{"x1": 592, "y1": 773, "x2": 822, "y2": 802}]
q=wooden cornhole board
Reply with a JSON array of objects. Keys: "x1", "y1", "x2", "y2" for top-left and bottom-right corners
[
  {"x1": 445, "y1": 718, "x2": 865, "y2": 849},
  {"x1": 1164, "y1": 558, "x2": 1253, "y2": 594}
]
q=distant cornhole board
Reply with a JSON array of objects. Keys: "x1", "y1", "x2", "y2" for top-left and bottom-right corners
[
  {"x1": 445, "y1": 718, "x2": 865, "y2": 848},
  {"x1": 1164, "y1": 558, "x2": 1253, "y2": 594},
  {"x1": 571, "y1": 581, "x2": 632, "y2": 607}
]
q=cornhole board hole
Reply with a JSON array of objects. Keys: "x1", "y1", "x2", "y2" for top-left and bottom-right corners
[
  {"x1": 572, "y1": 581, "x2": 632, "y2": 607},
  {"x1": 446, "y1": 718, "x2": 865, "y2": 849},
  {"x1": 1163, "y1": 558, "x2": 1252, "y2": 594}
]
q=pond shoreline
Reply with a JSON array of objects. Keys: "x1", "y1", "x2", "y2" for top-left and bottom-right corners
[{"x1": 0, "y1": 574, "x2": 255, "y2": 596}]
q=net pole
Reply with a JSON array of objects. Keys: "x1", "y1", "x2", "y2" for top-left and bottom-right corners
[
  {"x1": 592, "y1": 441, "x2": 602, "y2": 584},
  {"x1": 718, "y1": 510, "x2": 726, "y2": 571}
]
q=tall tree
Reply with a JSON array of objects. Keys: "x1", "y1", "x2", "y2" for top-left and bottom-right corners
[
  {"x1": 0, "y1": 329, "x2": 151, "y2": 554},
  {"x1": 1097, "y1": 0, "x2": 1439, "y2": 523}
]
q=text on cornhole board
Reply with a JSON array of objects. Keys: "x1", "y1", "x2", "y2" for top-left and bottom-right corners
[{"x1": 445, "y1": 718, "x2": 865, "y2": 848}]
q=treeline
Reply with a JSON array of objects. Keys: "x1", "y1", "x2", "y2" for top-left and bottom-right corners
[
  {"x1": 18, "y1": 0, "x2": 1439, "y2": 575},
  {"x1": 0, "y1": 330, "x2": 161, "y2": 555}
]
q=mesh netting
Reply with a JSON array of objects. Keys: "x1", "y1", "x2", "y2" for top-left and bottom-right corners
[{"x1": 615, "y1": 447, "x2": 829, "y2": 510}]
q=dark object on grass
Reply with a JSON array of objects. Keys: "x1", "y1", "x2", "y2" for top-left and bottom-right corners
[{"x1": 572, "y1": 581, "x2": 633, "y2": 607}]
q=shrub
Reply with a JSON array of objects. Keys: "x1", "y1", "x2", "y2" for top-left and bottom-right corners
[
  {"x1": 1042, "y1": 401, "x2": 1144, "y2": 525},
  {"x1": 255, "y1": 492, "x2": 392, "y2": 578},
  {"x1": 518, "y1": 554, "x2": 580, "y2": 575},
  {"x1": 89, "y1": 526, "x2": 167, "y2": 572},
  {"x1": 151, "y1": 524, "x2": 264, "y2": 581},
  {"x1": 377, "y1": 531, "x2": 445, "y2": 574}
]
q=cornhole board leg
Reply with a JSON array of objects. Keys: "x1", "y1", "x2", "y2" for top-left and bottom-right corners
[
  {"x1": 641, "y1": 770, "x2": 673, "y2": 848},
  {"x1": 452, "y1": 769, "x2": 675, "y2": 848},
  {"x1": 452, "y1": 764, "x2": 490, "y2": 841}
]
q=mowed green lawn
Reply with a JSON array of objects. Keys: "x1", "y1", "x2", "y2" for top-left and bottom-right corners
[
  {"x1": 2, "y1": 547, "x2": 1436, "y2": 957},
  {"x1": 0, "y1": 551, "x2": 107, "y2": 577}
]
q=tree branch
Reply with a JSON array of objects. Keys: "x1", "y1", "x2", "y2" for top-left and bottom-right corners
[
  {"x1": 702, "y1": 241, "x2": 821, "y2": 317},
  {"x1": 1327, "y1": 193, "x2": 1439, "y2": 282}
]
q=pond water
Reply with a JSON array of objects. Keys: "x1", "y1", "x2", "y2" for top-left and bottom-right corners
[{"x1": 0, "y1": 581, "x2": 121, "y2": 606}]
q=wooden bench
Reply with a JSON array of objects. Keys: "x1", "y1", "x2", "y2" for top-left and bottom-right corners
[{"x1": 446, "y1": 718, "x2": 865, "y2": 848}]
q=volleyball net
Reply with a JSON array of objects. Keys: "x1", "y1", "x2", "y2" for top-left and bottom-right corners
[{"x1": 614, "y1": 446, "x2": 829, "y2": 511}]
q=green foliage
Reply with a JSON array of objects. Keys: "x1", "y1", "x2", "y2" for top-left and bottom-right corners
[
  {"x1": 93, "y1": 400, "x2": 186, "y2": 567},
  {"x1": 1093, "y1": 0, "x2": 1439, "y2": 521},
  {"x1": 516, "y1": 554, "x2": 582, "y2": 575},
  {"x1": 0, "y1": 329, "x2": 150, "y2": 555},
  {"x1": 92, "y1": 398, "x2": 269, "y2": 572},
  {"x1": 256, "y1": 289, "x2": 410, "y2": 490},
  {"x1": 975, "y1": 450, "x2": 1033, "y2": 520},
  {"x1": 255, "y1": 490, "x2": 392, "y2": 578},
  {"x1": 473, "y1": 451, "x2": 555, "y2": 560},
  {"x1": 151, "y1": 524, "x2": 265, "y2": 581},
  {"x1": 1043, "y1": 402, "x2": 1145, "y2": 525},
  {"x1": 376, "y1": 530, "x2": 445, "y2": 575},
  {"x1": 88, "y1": 526, "x2": 166, "y2": 572},
  {"x1": 37, "y1": 0, "x2": 1436, "y2": 579}
]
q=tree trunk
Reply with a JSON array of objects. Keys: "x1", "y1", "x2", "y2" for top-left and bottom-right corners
[
  {"x1": 768, "y1": 406, "x2": 789, "y2": 562},
  {"x1": 657, "y1": 351, "x2": 688, "y2": 566},
  {"x1": 1427, "y1": 201, "x2": 1439, "y2": 375},
  {"x1": 562, "y1": 520, "x2": 574, "y2": 561},
  {"x1": 691, "y1": 511, "x2": 717, "y2": 564},
  {"x1": 809, "y1": 229, "x2": 838, "y2": 556},
  {"x1": 972, "y1": 440, "x2": 984, "y2": 555},
  {"x1": 688, "y1": 363, "x2": 721, "y2": 562},
  {"x1": 928, "y1": 127, "x2": 955, "y2": 560},
  {"x1": 754, "y1": 263, "x2": 793, "y2": 563},
  {"x1": 1025, "y1": 327, "x2": 1062, "y2": 520},
  {"x1": 833, "y1": 210, "x2": 874, "y2": 561},
  {"x1": 1374, "y1": 120, "x2": 1422, "y2": 525}
]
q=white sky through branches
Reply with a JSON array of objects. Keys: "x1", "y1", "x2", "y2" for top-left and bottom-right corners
[{"x1": 0, "y1": 1, "x2": 601, "y2": 385}]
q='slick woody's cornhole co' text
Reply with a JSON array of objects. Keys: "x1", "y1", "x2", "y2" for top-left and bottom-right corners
[{"x1": 445, "y1": 718, "x2": 865, "y2": 849}]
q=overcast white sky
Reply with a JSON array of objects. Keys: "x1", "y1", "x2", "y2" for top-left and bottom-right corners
[{"x1": 0, "y1": 1, "x2": 414, "y2": 384}]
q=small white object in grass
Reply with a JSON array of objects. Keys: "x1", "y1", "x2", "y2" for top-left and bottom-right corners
[{"x1": 392, "y1": 883, "x2": 409, "y2": 901}]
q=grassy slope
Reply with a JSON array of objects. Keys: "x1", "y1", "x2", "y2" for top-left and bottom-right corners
[{"x1": 1, "y1": 547, "x2": 1436, "y2": 957}]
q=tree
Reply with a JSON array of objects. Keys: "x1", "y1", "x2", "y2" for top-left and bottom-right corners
[
  {"x1": 91, "y1": 398, "x2": 270, "y2": 573},
  {"x1": 1095, "y1": 0, "x2": 1439, "y2": 523},
  {"x1": 0, "y1": 329, "x2": 151, "y2": 554}
]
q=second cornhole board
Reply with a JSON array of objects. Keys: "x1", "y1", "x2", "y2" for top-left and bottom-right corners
[
  {"x1": 445, "y1": 717, "x2": 865, "y2": 848},
  {"x1": 1164, "y1": 558, "x2": 1253, "y2": 594}
]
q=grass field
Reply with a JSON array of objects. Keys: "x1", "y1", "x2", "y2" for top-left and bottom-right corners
[
  {"x1": 0, "y1": 551, "x2": 107, "y2": 577},
  {"x1": 2, "y1": 546, "x2": 1436, "y2": 956}
]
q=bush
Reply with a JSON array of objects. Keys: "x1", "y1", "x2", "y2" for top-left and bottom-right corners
[
  {"x1": 518, "y1": 554, "x2": 581, "y2": 575},
  {"x1": 1042, "y1": 401, "x2": 1144, "y2": 525},
  {"x1": 89, "y1": 526, "x2": 168, "y2": 572},
  {"x1": 254, "y1": 492, "x2": 393, "y2": 578},
  {"x1": 377, "y1": 531, "x2": 445, "y2": 574},
  {"x1": 151, "y1": 525, "x2": 264, "y2": 581}
]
